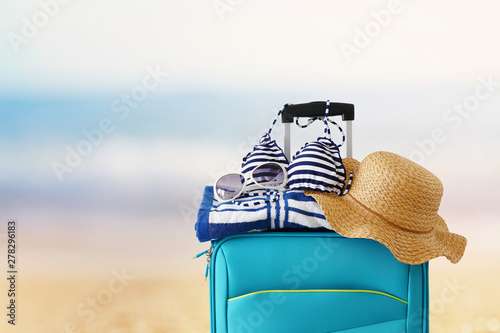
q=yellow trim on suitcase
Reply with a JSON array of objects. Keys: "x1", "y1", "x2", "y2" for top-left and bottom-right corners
[{"x1": 228, "y1": 289, "x2": 408, "y2": 304}]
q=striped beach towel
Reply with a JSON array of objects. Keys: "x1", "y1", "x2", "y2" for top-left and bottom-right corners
[{"x1": 195, "y1": 186, "x2": 331, "y2": 242}]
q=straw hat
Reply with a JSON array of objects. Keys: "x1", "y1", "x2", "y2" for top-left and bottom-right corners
[{"x1": 305, "y1": 151, "x2": 467, "y2": 265}]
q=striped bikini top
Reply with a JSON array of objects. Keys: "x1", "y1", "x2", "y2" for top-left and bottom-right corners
[{"x1": 241, "y1": 101, "x2": 351, "y2": 196}]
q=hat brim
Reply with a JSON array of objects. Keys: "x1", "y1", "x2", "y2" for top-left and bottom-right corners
[{"x1": 306, "y1": 158, "x2": 467, "y2": 265}]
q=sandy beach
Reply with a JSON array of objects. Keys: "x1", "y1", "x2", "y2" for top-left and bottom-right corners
[{"x1": 2, "y1": 254, "x2": 498, "y2": 333}]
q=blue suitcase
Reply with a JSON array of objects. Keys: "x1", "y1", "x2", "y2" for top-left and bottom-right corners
[
  {"x1": 206, "y1": 232, "x2": 429, "y2": 332},
  {"x1": 200, "y1": 102, "x2": 429, "y2": 332}
]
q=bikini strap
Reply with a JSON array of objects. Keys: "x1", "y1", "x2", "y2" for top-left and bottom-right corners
[
  {"x1": 323, "y1": 100, "x2": 345, "y2": 147},
  {"x1": 295, "y1": 116, "x2": 320, "y2": 128},
  {"x1": 340, "y1": 171, "x2": 354, "y2": 196},
  {"x1": 294, "y1": 102, "x2": 345, "y2": 148},
  {"x1": 267, "y1": 104, "x2": 287, "y2": 136},
  {"x1": 323, "y1": 100, "x2": 332, "y2": 139}
]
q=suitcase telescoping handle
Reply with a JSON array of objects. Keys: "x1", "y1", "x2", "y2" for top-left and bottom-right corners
[
  {"x1": 281, "y1": 101, "x2": 355, "y2": 159},
  {"x1": 281, "y1": 101, "x2": 355, "y2": 122}
]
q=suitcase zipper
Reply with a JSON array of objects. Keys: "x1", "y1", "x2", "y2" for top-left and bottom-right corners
[{"x1": 194, "y1": 246, "x2": 213, "y2": 280}]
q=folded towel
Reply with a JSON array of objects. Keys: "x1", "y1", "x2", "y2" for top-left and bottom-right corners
[{"x1": 195, "y1": 186, "x2": 332, "y2": 242}]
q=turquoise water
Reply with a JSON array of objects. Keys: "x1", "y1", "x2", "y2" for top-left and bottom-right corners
[
  {"x1": 0, "y1": 93, "x2": 285, "y2": 227},
  {"x1": 0, "y1": 93, "x2": 287, "y2": 145}
]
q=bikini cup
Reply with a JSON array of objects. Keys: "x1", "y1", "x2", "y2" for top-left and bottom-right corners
[
  {"x1": 241, "y1": 101, "x2": 349, "y2": 194},
  {"x1": 287, "y1": 102, "x2": 347, "y2": 195},
  {"x1": 241, "y1": 108, "x2": 289, "y2": 187}
]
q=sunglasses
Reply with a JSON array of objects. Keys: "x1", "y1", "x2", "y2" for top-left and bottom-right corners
[{"x1": 214, "y1": 162, "x2": 288, "y2": 202}]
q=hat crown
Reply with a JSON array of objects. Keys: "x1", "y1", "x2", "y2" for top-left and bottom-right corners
[{"x1": 350, "y1": 151, "x2": 443, "y2": 232}]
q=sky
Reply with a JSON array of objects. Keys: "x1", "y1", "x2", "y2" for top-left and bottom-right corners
[
  {"x1": 2, "y1": 1, "x2": 500, "y2": 92},
  {"x1": 0, "y1": 0, "x2": 499, "y2": 278}
]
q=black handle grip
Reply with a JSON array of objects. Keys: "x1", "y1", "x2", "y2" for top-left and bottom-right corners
[{"x1": 281, "y1": 101, "x2": 355, "y2": 123}]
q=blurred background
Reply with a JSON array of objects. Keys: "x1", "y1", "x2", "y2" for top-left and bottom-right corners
[{"x1": 1, "y1": 0, "x2": 499, "y2": 332}]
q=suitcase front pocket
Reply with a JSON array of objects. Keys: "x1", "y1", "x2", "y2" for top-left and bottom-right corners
[{"x1": 227, "y1": 289, "x2": 408, "y2": 333}]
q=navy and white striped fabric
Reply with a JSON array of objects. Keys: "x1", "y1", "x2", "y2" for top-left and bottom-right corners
[
  {"x1": 195, "y1": 186, "x2": 331, "y2": 242},
  {"x1": 288, "y1": 101, "x2": 347, "y2": 194},
  {"x1": 240, "y1": 101, "x2": 349, "y2": 196},
  {"x1": 295, "y1": 116, "x2": 346, "y2": 147},
  {"x1": 241, "y1": 106, "x2": 289, "y2": 186}
]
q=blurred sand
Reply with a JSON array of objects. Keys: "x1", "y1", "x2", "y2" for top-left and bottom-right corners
[
  {"x1": 1, "y1": 277, "x2": 210, "y2": 333},
  {"x1": 1, "y1": 256, "x2": 499, "y2": 333},
  {"x1": 428, "y1": 257, "x2": 500, "y2": 333}
]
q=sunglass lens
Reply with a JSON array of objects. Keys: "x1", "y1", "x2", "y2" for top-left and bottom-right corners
[
  {"x1": 252, "y1": 163, "x2": 285, "y2": 187},
  {"x1": 215, "y1": 173, "x2": 245, "y2": 200}
]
